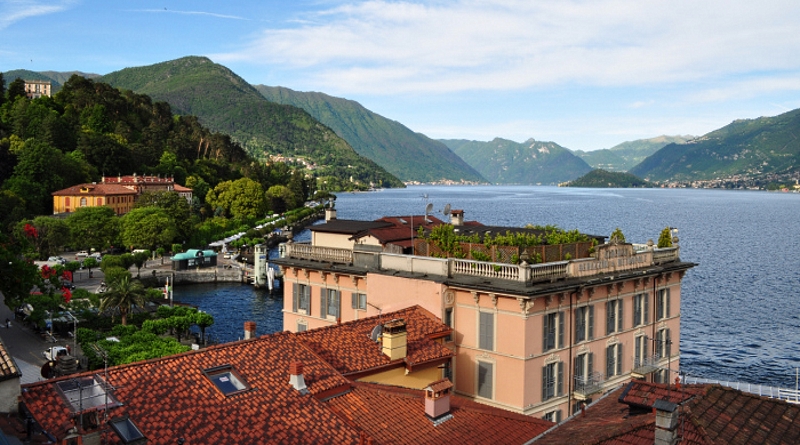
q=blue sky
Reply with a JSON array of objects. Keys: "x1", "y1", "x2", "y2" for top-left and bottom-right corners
[{"x1": 3, "y1": 0, "x2": 800, "y2": 151}]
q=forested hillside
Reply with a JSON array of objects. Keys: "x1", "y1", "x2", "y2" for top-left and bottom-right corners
[
  {"x1": 99, "y1": 57, "x2": 403, "y2": 189},
  {"x1": 256, "y1": 85, "x2": 484, "y2": 184},
  {"x1": 442, "y1": 137, "x2": 592, "y2": 184},
  {"x1": 564, "y1": 169, "x2": 651, "y2": 188},
  {"x1": 572, "y1": 135, "x2": 692, "y2": 172},
  {"x1": 630, "y1": 109, "x2": 800, "y2": 181}
]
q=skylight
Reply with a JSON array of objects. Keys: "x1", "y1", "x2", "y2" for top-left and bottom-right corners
[
  {"x1": 203, "y1": 365, "x2": 250, "y2": 396},
  {"x1": 55, "y1": 375, "x2": 118, "y2": 412},
  {"x1": 109, "y1": 416, "x2": 146, "y2": 444}
]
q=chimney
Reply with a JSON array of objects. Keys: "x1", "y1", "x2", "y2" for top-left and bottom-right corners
[
  {"x1": 424, "y1": 379, "x2": 454, "y2": 424},
  {"x1": 244, "y1": 321, "x2": 256, "y2": 339},
  {"x1": 450, "y1": 209, "x2": 464, "y2": 226},
  {"x1": 381, "y1": 319, "x2": 407, "y2": 360},
  {"x1": 289, "y1": 361, "x2": 309, "y2": 394},
  {"x1": 325, "y1": 207, "x2": 337, "y2": 221},
  {"x1": 653, "y1": 399, "x2": 679, "y2": 445}
]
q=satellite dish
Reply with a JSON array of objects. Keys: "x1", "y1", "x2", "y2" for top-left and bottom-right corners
[
  {"x1": 369, "y1": 324, "x2": 383, "y2": 342},
  {"x1": 425, "y1": 203, "x2": 434, "y2": 223},
  {"x1": 443, "y1": 204, "x2": 451, "y2": 216}
]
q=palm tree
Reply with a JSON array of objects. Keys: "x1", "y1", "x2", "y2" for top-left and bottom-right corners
[{"x1": 100, "y1": 276, "x2": 147, "y2": 326}]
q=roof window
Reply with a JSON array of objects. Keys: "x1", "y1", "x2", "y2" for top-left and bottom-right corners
[
  {"x1": 109, "y1": 415, "x2": 146, "y2": 444},
  {"x1": 203, "y1": 365, "x2": 250, "y2": 396},
  {"x1": 55, "y1": 375, "x2": 119, "y2": 412}
]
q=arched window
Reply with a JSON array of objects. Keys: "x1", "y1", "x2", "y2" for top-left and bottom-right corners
[{"x1": 80, "y1": 197, "x2": 87, "y2": 207}]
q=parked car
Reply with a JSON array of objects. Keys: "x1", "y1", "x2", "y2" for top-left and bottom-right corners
[
  {"x1": 76, "y1": 251, "x2": 88, "y2": 257},
  {"x1": 59, "y1": 279, "x2": 76, "y2": 290},
  {"x1": 89, "y1": 252, "x2": 102, "y2": 261},
  {"x1": 47, "y1": 256, "x2": 66, "y2": 264}
]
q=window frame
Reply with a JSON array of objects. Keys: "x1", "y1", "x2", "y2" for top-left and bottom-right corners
[
  {"x1": 606, "y1": 299, "x2": 623, "y2": 335},
  {"x1": 656, "y1": 288, "x2": 671, "y2": 320},
  {"x1": 606, "y1": 343, "x2": 623, "y2": 377},
  {"x1": 203, "y1": 365, "x2": 250, "y2": 397},
  {"x1": 574, "y1": 351, "x2": 593, "y2": 381},
  {"x1": 478, "y1": 311, "x2": 495, "y2": 351},
  {"x1": 477, "y1": 360, "x2": 494, "y2": 399},
  {"x1": 633, "y1": 293, "x2": 649, "y2": 327},
  {"x1": 542, "y1": 361, "x2": 564, "y2": 401},
  {"x1": 320, "y1": 288, "x2": 341, "y2": 319},
  {"x1": 574, "y1": 305, "x2": 594, "y2": 344},
  {"x1": 543, "y1": 311, "x2": 565, "y2": 352},
  {"x1": 655, "y1": 328, "x2": 672, "y2": 359},
  {"x1": 351, "y1": 292, "x2": 367, "y2": 310}
]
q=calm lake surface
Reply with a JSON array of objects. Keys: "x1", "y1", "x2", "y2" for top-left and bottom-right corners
[{"x1": 176, "y1": 186, "x2": 800, "y2": 388}]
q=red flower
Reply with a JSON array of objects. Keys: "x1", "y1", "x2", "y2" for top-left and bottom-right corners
[
  {"x1": 23, "y1": 223, "x2": 38, "y2": 238},
  {"x1": 61, "y1": 287, "x2": 72, "y2": 303},
  {"x1": 62, "y1": 270, "x2": 73, "y2": 281},
  {"x1": 41, "y1": 265, "x2": 55, "y2": 279}
]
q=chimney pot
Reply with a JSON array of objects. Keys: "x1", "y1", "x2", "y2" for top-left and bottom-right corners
[
  {"x1": 244, "y1": 321, "x2": 256, "y2": 339},
  {"x1": 654, "y1": 399, "x2": 679, "y2": 445},
  {"x1": 381, "y1": 319, "x2": 407, "y2": 360},
  {"x1": 424, "y1": 379, "x2": 454, "y2": 424},
  {"x1": 289, "y1": 361, "x2": 309, "y2": 394}
]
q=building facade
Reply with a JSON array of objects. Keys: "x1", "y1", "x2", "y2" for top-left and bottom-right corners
[
  {"x1": 24, "y1": 80, "x2": 51, "y2": 99},
  {"x1": 51, "y1": 175, "x2": 191, "y2": 215},
  {"x1": 274, "y1": 212, "x2": 695, "y2": 419}
]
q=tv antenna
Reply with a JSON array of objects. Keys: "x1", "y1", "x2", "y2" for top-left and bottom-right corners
[
  {"x1": 425, "y1": 202, "x2": 433, "y2": 223},
  {"x1": 442, "y1": 203, "x2": 451, "y2": 216}
]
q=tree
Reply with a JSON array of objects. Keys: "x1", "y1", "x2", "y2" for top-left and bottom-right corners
[
  {"x1": 609, "y1": 228, "x2": 626, "y2": 244},
  {"x1": 121, "y1": 207, "x2": 176, "y2": 250},
  {"x1": 29, "y1": 216, "x2": 70, "y2": 259},
  {"x1": 0, "y1": 231, "x2": 42, "y2": 311},
  {"x1": 6, "y1": 78, "x2": 26, "y2": 104},
  {"x1": 206, "y1": 178, "x2": 266, "y2": 219},
  {"x1": 134, "y1": 191, "x2": 194, "y2": 243},
  {"x1": 132, "y1": 251, "x2": 150, "y2": 278},
  {"x1": 82, "y1": 257, "x2": 99, "y2": 277},
  {"x1": 266, "y1": 185, "x2": 296, "y2": 215},
  {"x1": 99, "y1": 276, "x2": 146, "y2": 326},
  {"x1": 67, "y1": 206, "x2": 119, "y2": 251},
  {"x1": 657, "y1": 227, "x2": 674, "y2": 248},
  {"x1": 193, "y1": 311, "x2": 214, "y2": 345},
  {"x1": 103, "y1": 266, "x2": 131, "y2": 286}
]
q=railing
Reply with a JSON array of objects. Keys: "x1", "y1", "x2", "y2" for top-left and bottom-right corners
[
  {"x1": 528, "y1": 261, "x2": 569, "y2": 283},
  {"x1": 632, "y1": 355, "x2": 662, "y2": 376},
  {"x1": 682, "y1": 376, "x2": 800, "y2": 404},
  {"x1": 451, "y1": 258, "x2": 520, "y2": 281},
  {"x1": 285, "y1": 243, "x2": 353, "y2": 264},
  {"x1": 574, "y1": 372, "x2": 605, "y2": 399},
  {"x1": 652, "y1": 247, "x2": 679, "y2": 264}
]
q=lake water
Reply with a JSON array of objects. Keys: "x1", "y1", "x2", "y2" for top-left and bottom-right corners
[{"x1": 175, "y1": 185, "x2": 800, "y2": 389}]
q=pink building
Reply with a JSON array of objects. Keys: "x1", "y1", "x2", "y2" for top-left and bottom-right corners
[{"x1": 274, "y1": 212, "x2": 694, "y2": 420}]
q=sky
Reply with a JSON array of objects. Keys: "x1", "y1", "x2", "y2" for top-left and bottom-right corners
[{"x1": 2, "y1": 0, "x2": 800, "y2": 152}]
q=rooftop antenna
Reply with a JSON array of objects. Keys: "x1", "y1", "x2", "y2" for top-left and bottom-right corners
[
  {"x1": 425, "y1": 202, "x2": 433, "y2": 223},
  {"x1": 442, "y1": 203, "x2": 451, "y2": 216}
]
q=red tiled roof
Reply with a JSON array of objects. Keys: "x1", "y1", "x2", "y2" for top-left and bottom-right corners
[
  {"x1": 327, "y1": 381, "x2": 552, "y2": 445},
  {"x1": 173, "y1": 184, "x2": 192, "y2": 192},
  {"x1": 51, "y1": 183, "x2": 137, "y2": 196},
  {"x1": 21, "y1": 332, "x2": 363, "y2": 445},
  {"x1": 0, "y1": 338, "x2": 20, "y2": 382},
  {"x1": 297, "y1": 305, "x2": 454, "y2": 375},
  {"x1": 535, "y1": 381, "x2": 800, "y2": 445}
]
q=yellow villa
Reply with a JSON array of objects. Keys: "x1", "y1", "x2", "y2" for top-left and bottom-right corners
[{"x1": 273, "y1": 209, "x2": 695, "y2": 420}]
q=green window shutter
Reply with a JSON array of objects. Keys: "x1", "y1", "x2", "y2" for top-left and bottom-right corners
[
  {"x1": 588, "y1": 305, "x2": 594, "y2": 340},
  {"x1": 557, "y1": 361, "x2": 564, "y2": 396},
  {"x1": 644, "y1": 295, "x2": 649, "y2": 323},
  {"x1": 666, "y1": 288, "x2": 671, "y2": 318},
  {"x1": 320, "y1": 288, "x2": 327, "y2": 318},
  {"x1": 617, "y1": 300, "x2": 623, "y2": 331},
  {"x1": 542, "y1": 365, "x2": 550, "y2": 400},
  {"x1": 543, "y1": 314, "x2": 550, "y2": 352},
  {"x1": 351, "y1": 292, "x2": 357, "y2": 309},
  {"x1": 616, "y1": 344, "x2": 623, "y2": 375},
  {"x1": 606, "y1": 301, "x2": 614, "y2": 334},
  {"x1": 606, "y1": 346, "x2": 614, "y2": 377},
  {"x1": 588, "y1": 352, "x2": 594, "y2": 376},
  {"x1": 558, "y1": 312, "x2": 564, "y2": 349}
]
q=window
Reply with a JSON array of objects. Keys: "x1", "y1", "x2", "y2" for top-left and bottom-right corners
[
  {"x1": 203, "y1": 365, "x2": 249, "y2": 396},
  {"x1": 443, "y1": 359, "x2": 453, "y2": 380},
  {"x1": 351, "y1": 292, "x2": 367, "y2": 310},
  {"x1": 656, "y1": 288, "x2": 671, "y2": 320},
  {"x1": 80, "y1": 197, "x2": 87, "y2": 207},
  {"x1": 606, "y1": 299, "x2": 623, "y2": 334},
  {"x1": 543, "y1": 410, "x2": 562, "y2": 423},
  {"x1": 292, "y1": 284, "x2": 311, "y2": 313},
  {"x1": 634, "y1": 335, "x2": 647, "y2": 367},
  {"x1": 655, "y1": 328, "x2": 672, "y2": 359},
  {"x1": 574, "y1": 305, "x2": 594, "y2": 343},
  {"x1": 65, "y1": 197, "x2": 70, "y2": 206},
  {"x1": 320, "y1": 288, "x2": 340, "y2": 319},
  {"x1": 97, "y1": 197, "x2": 103, "y2": 205},
  {"x1": 444, "y1": 307, "x2": 454, "y2": 342},
  {"x1": 477, "y1": 361, "x2": 493, "y2": 399},
  {"x1": 542, "y1": 311, "x2": 564, "y2": 352},
  {"x1": 574, "y1": 352, "x2": 593, "y2": 381},
  {"x1": 606, "y1": 343, "x2": 623, "y2": 377},
  {"x1": 109, "y1": 416, "x2": 146, "y2": 444},
  {"x1": 478, "y1": 311, "x2": 494, "y2": 351},
  {"x1": 296, "y1": 321, "x2": 307, "y2": 332},
  {"x1": 542, "y1": 362, "x2": 564, "y2": 401},
  {"x1": 633, "y1": 293, "x2": 649, "y2": 327}
]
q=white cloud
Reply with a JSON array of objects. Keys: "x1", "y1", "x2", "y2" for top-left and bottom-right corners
[
  {"x1": 214, "y1": 0, "x2": 800, "y2": 95},
  {"x1": 0, "y1": 0, "x2": 75, "y2": 31},
  {"x1": 132, "y1": 9, "x2": 249, "y2": 21}
]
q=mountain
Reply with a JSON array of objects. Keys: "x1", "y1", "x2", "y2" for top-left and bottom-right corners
[
  {"x1": 256, "y1": 86, "x2": 485, "y2": 184},
  {"x1": 2, "y1": 69, "x2": 99, "y2": 94},
  {"x1": 572, "y1": 135, "x2": 693, "y2": 172},
  {"x1": 563, "y1": 169, "x2": 652, "y2": 188},
  {"x1": 99, "y1": 56, "x2": 403, "y2": 189},
  {"x1": 630, "y1": 109, "x2": 800, "y2": 181},
  {"x1": 441, "y1": 138, "x2": 592, "y2": 184}
]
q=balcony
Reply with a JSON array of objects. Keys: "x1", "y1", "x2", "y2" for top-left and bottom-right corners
[
  {"x1": 631, "y1": 355, "x2": 662, "y2": 378},
  {"x1": 573, "y1": 372, "x2": 605, "y2": 400}
]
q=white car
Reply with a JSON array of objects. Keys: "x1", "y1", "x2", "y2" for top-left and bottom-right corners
[
  {"x1": 48, "y1": 256, "x2": 66, "y2": 264},
  {"x1": 42, "y1": 346, "x2": 69, "y2": 361},
  {"x1": 76, "y1": 251, "x2": 89, "y2": 257}
]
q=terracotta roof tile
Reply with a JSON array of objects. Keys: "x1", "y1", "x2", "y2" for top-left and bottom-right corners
[
  {"x1": 297, "y1": 305, "x2": 453, "y2": 374},
  {"x1": 0, "y1": 338, "x2": 21, "y2": 382},
  {"x1": 619, "y1": 380, "x2": 703, "y2": 409},
  {"x1": 51, "y1": 183, "x2": 137, "y2": 196},
  {"x1": 327, "y1": 381, "x2": 552, "y2": 445},
  {"x1": 22, "y1": 332, "x2": 363, "y2": 445}
]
